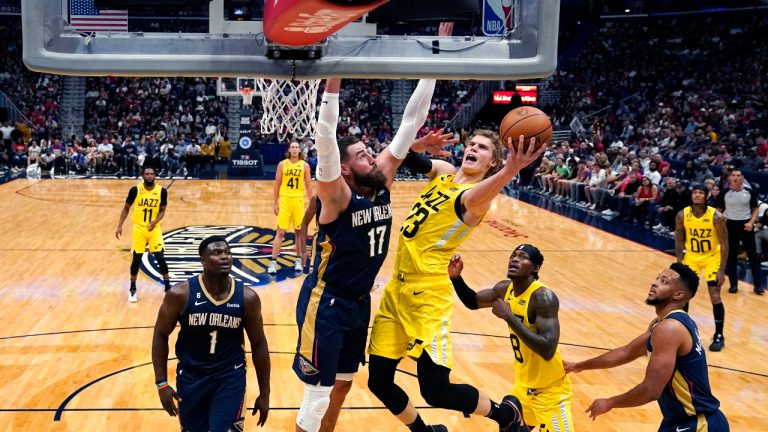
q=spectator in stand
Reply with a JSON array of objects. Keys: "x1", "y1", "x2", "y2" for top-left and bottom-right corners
[
  {"x1": 715, "y1": 168, "x2": 763, "y2": 295},
  {"x1": 201, "y1": 138, "x2": 216, "y2": 171},
  {"x1": 611, "y1": 171, "x2": 641, "y2": 219},
  {"x1": 755, "y1": 201, "x2": 768, "y2": 262},
  {"x1": 543, "y1": 156, "x2": 570, "y2": 194},
  {"x1": 646, "y1": 161, "x2": 662, "y2": 186},
  {"x1": 696, "y1": 161, "x2": 715, "y2": 184},
  {"x1": 627, "y1": 176, "x2": 659, "y2": 226},
  {"x1": 584, "y1": 161, "x2": 607, "y2": 210},
  {"x1": 707, "y1": 182, "x2": 720, "y2": 207},
  {"x1": 217, "y1": 135, "x2": 231, "y2": 162},
  {"x1": 594, "y1": 165, "x2": 629, "y2": 213},
  {"x1": 713, "y1": 144, "x2": 731, "y2": 166},
  {"x1": 10, "y1": 139, "x2": 27, "y2": 171},
  {"x1": 653, "y1": 179, "x2": 691, "y2": 234},
  {"x1": 560, "y1": 158, "x2": 590, "y2": 203},
  {"x1": 532, "y1": 156, "x2": 555, "y2": 190}
]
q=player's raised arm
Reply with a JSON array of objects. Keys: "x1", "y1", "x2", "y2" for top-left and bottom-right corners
[
  {"x1": 314, "y1": 78, "x2": 351, "y2": 221},
  {"x1": 151, "y1": 283, "x2": 188, "y2": 417},
  {"x1": 585, "y1": 319, "x2": 685, "y2": 420},
  {"x1": 376, "y1": 22, "x2": 456, "y2": 187},
  {"x1": 447, "y1": 253, "x2": 507, "y2": 309},
  {"x1": 461, "y1": 135, "x2": 545, "y2": 226},
  {"x1": 244, "y1": 287, "x2": 271, "y2": 426},
  {"x1": 563, "y1": 327, "x2": 651, "y2": 374}
]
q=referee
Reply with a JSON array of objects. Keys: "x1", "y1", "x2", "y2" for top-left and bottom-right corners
[{"x1": 716, "y1": 168, "x2": 764, "y2": 295}]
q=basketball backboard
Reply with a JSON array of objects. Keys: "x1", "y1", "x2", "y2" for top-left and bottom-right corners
[{"x1": 22, "y1": 0, "x2": 560, "y2": 80}]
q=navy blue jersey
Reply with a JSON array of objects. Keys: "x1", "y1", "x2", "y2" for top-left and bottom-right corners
[
  {"x1": 176, "y1": 275, "x2": 246, "y2": 371},
  {"x1": 310, "y1": 188, "x2": 392, "y2": 299},
  {"x1": 648, "y1": 311, "x2": 721, "y2": 423}
]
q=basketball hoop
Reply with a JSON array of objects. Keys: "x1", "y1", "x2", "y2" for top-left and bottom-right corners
[
  {"x1": 256, "y1": 78, "x2": 320, "y2": 142},
  {"x1": 240, "y1": 87, "x2": 254, "y2": 106}
]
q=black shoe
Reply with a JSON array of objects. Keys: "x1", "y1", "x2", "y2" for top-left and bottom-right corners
[
  {"x1": 755, "y1": 287, "x2": 765, "y2": 296},
  {"x1": 499, "y1": 395, "x2": 527, "y2": 432},
  {"x1": 709, "y1": 334, "x2": 725, "y2": 352},
  {"x1": 728, "y1": 286, "x2": 738, "y2": 293},
  {"x1": 427, "y1": 425, "x2": 448, "y2": 432}
]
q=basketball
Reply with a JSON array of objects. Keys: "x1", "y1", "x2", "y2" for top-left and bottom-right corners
[{"x1": 499, "y1": 107, "x2": 552, "y2": 153}]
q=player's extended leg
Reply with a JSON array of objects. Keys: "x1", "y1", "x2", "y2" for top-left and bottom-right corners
[
  {"x1": 129, "y1": 251, "x2": 142, "y2": 302},
  {"x1": 318, "y1": 376, "x2": 353, "y2": 432},
  {"x1": 708, "y1": 279, "x2": 726, "y2": 351},
  {"x1": 149, "y1": 231, "x2": 171, "y2": 291},
  {"x1": 269, "y1": 228, "x2": 285, "y2": 274},
  {"x1": 415, "y1": 352, "x2": 525, "y2": 431},
  {"x1": 368, "y1": 354, "x2": 445, "y2": 431}
]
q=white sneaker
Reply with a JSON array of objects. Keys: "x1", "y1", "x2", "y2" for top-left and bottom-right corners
[
  {"x1": 128, "y1": 290, "x2": 138, "y2": 303},
  {"x1": 267, "y1": 260, "x2": 277, "y2": 274},
  {"x1": 601, "y1": 209, "x2": 613, "y2": 215},
  {"x1": 652, "y1": 223, "x2": 664, "y2": 231},
  {"x1": 294, "y1": 258, "x2": 303, "y2": 272}
]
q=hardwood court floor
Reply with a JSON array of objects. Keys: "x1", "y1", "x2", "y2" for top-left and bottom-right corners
[{"x1": 0, "y1": 178, "x2": 765, "y2": 431}]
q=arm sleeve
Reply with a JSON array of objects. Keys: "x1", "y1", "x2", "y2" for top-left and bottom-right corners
[
  {"x1": 450, "y1": 276, "x2": 479, "y2": 310},
  {"x1": 314, "y1": 92, "x2": 341, "y2": 182},
  {"x1": 402, "y1": 150, "x2": 433, "y2": 174},
  {"x1": 387, "y1": 79, "x2": 436, "y2": 159},
  {"x1": 160, "y1": 188, "x2": 168, "y2": 206},
  {"x1": 125, "y1": 186, "x2": 138, "y2": 205},
  {"x1": 750, "y1": 188, "x2": 759, "y2": 209}
]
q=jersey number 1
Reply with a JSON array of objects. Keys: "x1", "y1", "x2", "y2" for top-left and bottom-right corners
[
  {"x1": 368, "y1": 226, "x2": 387, "y2": 257},
  {"x1": 209, "y1": 330, "x2": 218, "y2": 354}
]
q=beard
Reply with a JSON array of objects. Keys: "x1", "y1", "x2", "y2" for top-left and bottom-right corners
[
  {"x1": 144, "y1": 179, "x2": 155, "y2": 187},
  {"x1": 352, "y1": 167, "x2": 386, "y2": 190},
  {"x1": 645, "y1": 294, "x2": 670, "y2": 306}
]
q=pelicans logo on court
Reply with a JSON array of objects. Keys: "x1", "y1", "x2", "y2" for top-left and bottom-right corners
[{"x1": 141, "y1": 225, "x2": 304, "y2": 286}]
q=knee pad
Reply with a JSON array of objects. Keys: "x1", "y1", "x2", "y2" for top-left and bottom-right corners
[
  {"x1": 153, "y1": 251, "x2": 169, "y2": 274},
  {"x1": 130, "y1": 252, "x2": 143, "y2": 275},
  {"x1": 296, "y1": 384, "x2": 332, "y2": 432}
]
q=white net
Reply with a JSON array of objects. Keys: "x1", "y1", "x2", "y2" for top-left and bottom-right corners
[{"x1": 255, "y1": 78, "x2": 321, "y2": 142}]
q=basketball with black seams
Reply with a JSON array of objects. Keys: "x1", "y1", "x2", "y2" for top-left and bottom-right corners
[{"x1": 499, "y1": 107, "x2": 552, "y2": 153}]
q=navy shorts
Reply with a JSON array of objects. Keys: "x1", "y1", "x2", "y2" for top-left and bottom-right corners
[
  {"x1": 176, "y1": 364, "x2": 247, "y2": 432},
  {"x1": 293, "y1": 277, "x2": 371, "y2": 386},
  {"x1": 659, "y1": 410, "x2": 729, "y2": 432}
]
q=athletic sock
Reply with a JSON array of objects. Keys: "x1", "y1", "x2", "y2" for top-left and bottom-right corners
[
  {"x1": 713, "y1": 302, "x2": 725, "y2": 335},
  {"x1": 407, "y1": 414, "x2": 429, "y2": 432},
  {"x1": 130, "y1": 281, "x2": 136, "y2": 293},
  {"x1": 486, "y1": 400, "x2": 509, "y2": 424}
]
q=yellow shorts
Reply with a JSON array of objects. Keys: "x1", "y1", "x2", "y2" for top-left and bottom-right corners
[
  {"x1": 368, "y1": 274, "x2": 454, "y2": 368},
  {"x1": 683, "y1": 253, "x2": 720, "y2": 283},
  {"x1": 132, "y1": 224, "x2": 164, "y2": 253},
  {"x1": 511, "y1": 375, "x2": 575, "y2": 432},
  {"x1": 277, "y1": 195, "x2": 305, "y2": 231}
]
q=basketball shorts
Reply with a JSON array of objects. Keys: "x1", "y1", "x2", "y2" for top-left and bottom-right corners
[
  {"x1": 293, "y1": 275, "x2": 371, "y2": 386},
  {"x1": 511, "y1": 375, "x2": 575, "y2": 432},
  {"x1": 658, "y1": 410, "x2": 729, "y2": 432},
  {"x1": 131, "y1": 224, "x2": 164, "y2": 254},
  {"x1": 368, "y1": 274, "x2": 454, "y2": 369},
  {"x1": 176, "y1": 364, "x2": 246, "y2": 432},
  {"x1": 277, "y1": 195, "x2": 305, "y2": 231},
  {"x1": 683, "y1": 253, "x2": 720, "y2": 284}
]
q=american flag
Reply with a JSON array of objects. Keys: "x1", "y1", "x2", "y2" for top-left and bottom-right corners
[{"x1": 70, "y1": 0, "x2": 128, "y2": 33}]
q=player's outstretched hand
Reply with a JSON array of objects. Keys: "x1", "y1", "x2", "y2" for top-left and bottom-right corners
[
  {"x1": 448, "y1": 253, "x2": 464, "y2": 279},
  {"x1": 586, "y1": 398, "x2": 613, "y2": 420},
  {"x1": 562, "y1": 360, "x2": 583, "y2": 374},
  {"x1": 252, "y1": 393, "x2": 269, "y2": 426},
  {"x1": 411, "y1": 128, "x2": 458, "y2": 158},
  {"x1": 158, "y1": 385, "x2": 180, "y2": 417},
  {"x1": 491, "y1": 298, "x2": 513, "y2": 320},
  {"x1": 503, "y1": 135, "x2": 547, "y2": 175}
]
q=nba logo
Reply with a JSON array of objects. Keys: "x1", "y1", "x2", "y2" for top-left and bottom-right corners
[{"x1": 482, "y1": 0, "x2": 512, "y2": 36}]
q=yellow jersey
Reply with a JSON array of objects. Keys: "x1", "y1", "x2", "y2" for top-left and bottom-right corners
[
  {"x1": 682, "y1": 206, "x2": 719, "y2": 258},
  {"x1": 394, "y1": 174, "x2": 478, "y2": 275},
  {"x1": 129, "y1": 183, "x2": 167, "y2": 228},
  {"x1": 279, "y1": 159, "x2": 306, "y2": 197},
  {"x1": 504, "y1": 280, "x2": 566, "y2": 389}
]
